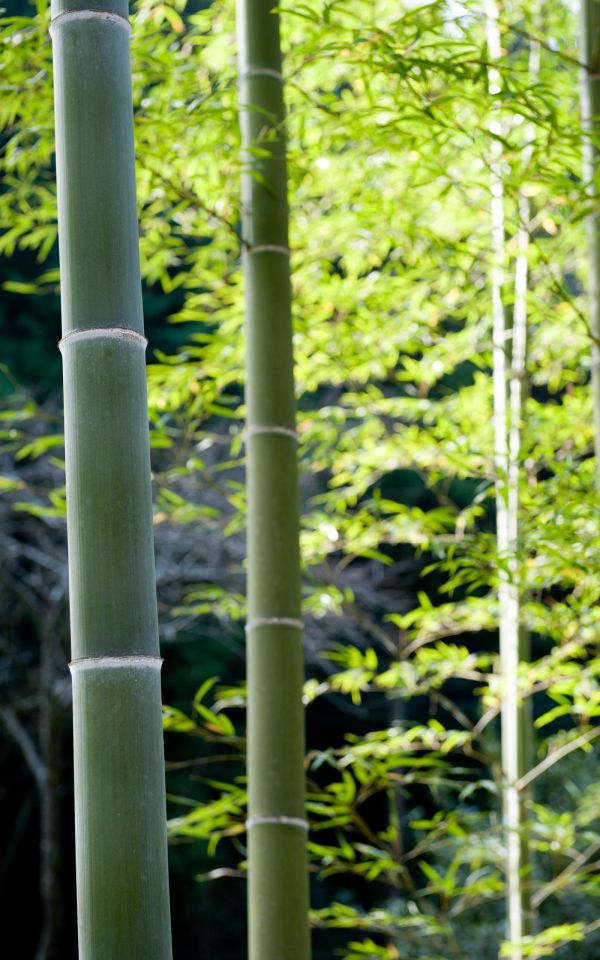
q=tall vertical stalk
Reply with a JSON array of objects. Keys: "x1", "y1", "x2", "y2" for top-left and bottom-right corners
[
  {"x1": 486, "y1": 4, "x2": 533, "y2": 955},
  {"x1": 580, "y1": 0, "x2": 600, "y2": 486},
  {"x1": 509, "y1": 34, "x2": 539, "y2": 813},
  {"x1": 50, "y1": 3, "x2": 172, "y2": 958},
  {"x1": 236, "y1": 3, "x2": 311, "y2": 960}
]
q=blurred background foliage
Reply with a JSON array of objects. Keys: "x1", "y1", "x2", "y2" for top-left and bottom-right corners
[{"x1": 1, "y1": 0, "x2": 600, "y2": 958}]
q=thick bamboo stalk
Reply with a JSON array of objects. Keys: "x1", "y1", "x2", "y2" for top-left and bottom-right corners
[
  {"x1": 580, "y1": 0, "x2": 600, "y2": 487},
  {"x1": 485, "y1": 4, "x2": 532, "y2": 955},
  {"x1": 50, "y1": 3, "x2": 172, "y2": 958},
  {"x1": 236, "y1": 3, "x2": 311, "y2": 960}
]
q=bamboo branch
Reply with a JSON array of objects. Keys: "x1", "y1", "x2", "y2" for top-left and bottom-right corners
[
  {"x1": 517, "y1": 727, "x2": 600, "y2": 791},
  {"x1": 0, "y1": 704, "x2": 46, "y2": 789}
]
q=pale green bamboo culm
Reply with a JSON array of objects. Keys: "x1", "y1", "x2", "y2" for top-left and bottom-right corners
[
  {"x1": 50, "y1": 3, "x2": 172, "y2": 958},
  {"x1": 237, "y1": 2, "x2": 311, "y2": 960},
  {"x1": 580, "y1": 0, "x2": 600, "y2": 487}
]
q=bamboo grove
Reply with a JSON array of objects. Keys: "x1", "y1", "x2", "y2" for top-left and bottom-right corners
[{"x1": 1, "y1": 1, "x2": 600, "y2": 959}]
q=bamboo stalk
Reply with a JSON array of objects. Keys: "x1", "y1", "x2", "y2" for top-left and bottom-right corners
[
  {"x1": 485, "y1": 4, "x2": 533, "y2": 955},
  {"x1": 580, "y1": 0, "x2": 600, "y2": 487},
  {"x1": 236, "y1": 2, "x2": 311, "y2": 959},
  {"x1": 50, "y1": 3, "x2": 172, "y2": 957}
]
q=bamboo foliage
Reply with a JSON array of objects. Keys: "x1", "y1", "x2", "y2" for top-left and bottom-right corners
[
  {"x1": 581, "y1": 0, "x2": 600, "y2": 486},
  {"x1": 236, "y1": 1, "x2": 311, "y2": 959},
  {"x1": 50, "y1": 2, "x2": 172, "y2": 958}
]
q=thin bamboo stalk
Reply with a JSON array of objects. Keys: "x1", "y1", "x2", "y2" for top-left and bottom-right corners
[
  {"x1": 236, "y1": 2, "x2": 310, "y2": 959},
  {"x1": 506, "y1": 34, "x2": 540, "y2": 952},
  {"x1": 50, "y1": 3, "x2": 172, "y2": 957},
  {"x1": 580, "y1": 0, "x2": 600, "y2": 487},
  {"x1": 485, "y1": 4, "x2": 533, "y2": 955}
]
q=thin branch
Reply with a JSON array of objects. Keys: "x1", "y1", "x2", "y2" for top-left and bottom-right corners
[
  {"x1": 503, "y1": 24, "x2": 585, "y2": 71},
  {"x1": 531, "y1": 838, "x2": 600, "y2": 908},
  {"x1": 0, "y1": 705, "x2": 46, "y2": 789},
  {"x1": 517, "y1": 727, "x2": 600, "y2": 791}
]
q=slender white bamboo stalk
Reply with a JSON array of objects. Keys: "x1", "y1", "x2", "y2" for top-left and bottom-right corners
[{"x1": 485, "y1": 5, "x2": 534, "y2": 954}]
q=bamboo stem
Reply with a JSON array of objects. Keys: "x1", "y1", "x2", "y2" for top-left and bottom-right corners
[
  {"x1": 580, "y1": 0, "x2": 600, "y2": 487},
  {"x1": 237, "y1": 2, "x2": 311, "y2": 959},
  {"x1": 51, "y1": 3, "x2": 172, "y2": 957},
  {"x1": 486, "y1": 3, "x2": 533, "y2": 954}
]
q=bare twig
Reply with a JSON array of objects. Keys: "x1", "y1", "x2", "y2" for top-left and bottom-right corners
[
  {"x1": 517, "y1": 727, "x2": 600, "y2": 791},
  {"x1": 0, "y1": 705, "x2": 45, "y2": 788}
]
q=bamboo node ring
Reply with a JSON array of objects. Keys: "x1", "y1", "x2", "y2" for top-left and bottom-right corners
[
  {"x1": 49, "y1": 10, "x2": 131, "y2": 33},
  {"x1": 246, "y1": 425, "x2": 298, "y2": 442},
  {"x1": 243, "y1": 67, "x2": 284, "y2": 83},
  {"x1": 245, "y1": 243, "x2": 291, "y2": 257},
  {"x1": 246, "y1": 815, "x2": 308, "y2": 831},
  {"x1": 245, "y1": 617, "x2": 303, "y2": 631},
  {"x1": 69, "y1": 655, "x2": 163, "y2": 672},
  {"x1": 59, "y1": 327, "x2": 148, "y2": 351}
]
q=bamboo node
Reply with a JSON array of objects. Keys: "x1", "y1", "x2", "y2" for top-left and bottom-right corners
[
  {"x1": 69, "y1": 655, "x2": 163, "y2": 672},
  {"x1": 246, "y1": 815, "x2": 308, "y2": 831},
  {"x1": 49, "y1": 10, "x2": 131, "y2": 34},
  {"x1": 246, "y1": 617, "x2": 303, "y2": 631},
  {"x1": 242, "y1": 66, "x2": 284, "y2": 84},
  {"x1": 246, "y1": 425, "x2": 298, "y2": 442},
  {"x1": 245, "y1": 243, "x2": 291, "y2": 257},
  {"x1": 59, "y1": 327, "x2": 147, "y2": 351}
]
